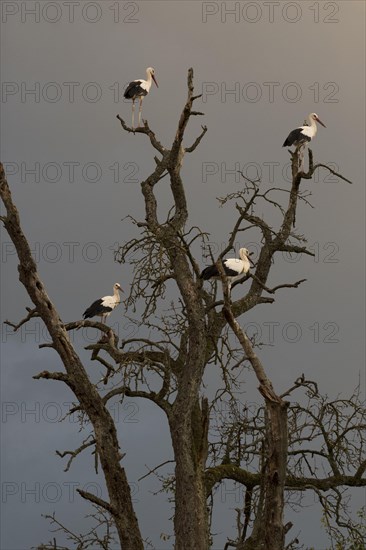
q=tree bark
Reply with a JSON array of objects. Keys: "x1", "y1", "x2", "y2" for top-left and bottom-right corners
[
  {"x1": 117, "y1": 69, "x2": 211, "y2": 549},
  {"x1": 222, "y1": 273, "x2": 289, "y2": 550},
  {"x1": 170, "y1": 397, "x2": 209, "y2": 550},
  {"x1": 0, "y1": 163, "x2": 143, "y2": 550},
  {"x1": 2, "y1": 66, "x2": 357, "y2": 550}
]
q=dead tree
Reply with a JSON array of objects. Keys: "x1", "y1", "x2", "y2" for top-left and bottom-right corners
[
  {"x1": 1, "y1": 69, "x2": 363, "y2": 550},
  {"x1": 0, "y1": 164, "x2": 144, "y2": 550}
]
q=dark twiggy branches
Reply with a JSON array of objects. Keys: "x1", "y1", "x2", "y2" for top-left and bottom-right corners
[{"x1": 2, "y1": 67, "x2": 360, "y2": 550}]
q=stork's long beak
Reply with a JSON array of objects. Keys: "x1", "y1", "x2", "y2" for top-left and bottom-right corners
[
  {"x1": 317, "y1": 118, "x2": 326, "y2": 128},
  {"x1": 152, "y1": 74, "x2": 159, "y2": 88},
  {"x1": 248, "y1": 251, "x2": 255, "y2": 266}
]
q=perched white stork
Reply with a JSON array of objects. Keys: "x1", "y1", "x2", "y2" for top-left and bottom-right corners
[
  {"x1": 83, "y1": 283, "x2": 123, "y2": 325},
  {"x1": 124, "y1": 67, "x2": 158, "y2": 129},
  {"x1": 283, "y1": 113, "x2": 326, "y2": 148},
  {"x1": 200, "y1": 248, "x2": 253, "y2": 292}
]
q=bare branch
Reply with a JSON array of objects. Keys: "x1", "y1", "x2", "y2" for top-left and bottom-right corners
[
  {"x1": 56, "y1": 436, "x2": 96, "y2": 472},
  {"x1": 33, "y1": 371, "x2": 70, "y2": 383},
  {"x1": 248, "y1": 273, "x2": 307, "y2": 295},
  {"x1": 116, "y1": 114, "x2": 165, "y2": 154},
  {"x1": 313, "y1": 163, "x2": 353, "y2": 185},
  {"x1": 138, "y1": 460, "x2": 175, "y2": 482},
  {"x1": 276, "y1": 244, "x2": 315, "y2": 257},
  {"x1": 0, "y1": 162, "x2": 144, "y2": 549},
  {"x1": 185, "y1": 125, "x2": 208, "y2": 153},
  {"x1": 77, "y1": 489, "x2": 115, "y2": 515},
  {"x1": 280, "y1": 375, "x2": 319, "y2": 399},
  {"x1": 102, "y1": 386, "x2": 172, "y2": 415},
  {"x1": 4, "y1": 306, "x2": 39, "y2": 330}
]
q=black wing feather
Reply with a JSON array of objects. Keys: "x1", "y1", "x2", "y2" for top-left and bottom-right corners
[
  {"x1": 200, "y1": 261, "x2": 239, "y2": 280},
  {"x1": 283, "y1": 128, "x2": 311, "y2": 147},
  {"x1": 124, "y1": 81, "x2": 148, "y2": 99},
  {"x1": 223, "y1": 265, "x2": 241, "y2": 277},
  {"x1": 200, "y1": 265, "x2": 219, "y2": 280},
  {"x1": 83, "y1": 298, "x2": 113, "y2": 319}
]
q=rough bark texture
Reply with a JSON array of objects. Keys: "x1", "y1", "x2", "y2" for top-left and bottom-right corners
[
  {"x1": 2, "y1": 68, "x2": 361, "y2": 550},
  {"x1": 120, "y1": 69, "x2": 210, "y2": 549},
  {"x1": 262, "y1": 401, "x2": 288, "y2": 549},
  {"x1": 222, "y1": 277, "x2": 289, "y2": 550},
  {"x1": 0, "y1": 162, "x2": 143, "y2": 550}
]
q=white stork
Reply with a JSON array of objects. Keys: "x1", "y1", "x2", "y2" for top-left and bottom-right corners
[
  {"x1": 283, "y1": 113, "x2": 326, "y2": 148},
  {"x1": 200, "y1": 248, "x2": 253, "y2": 292},
  {"x1": 124, "y1": 67, "x2": 158, "y2": 129},
  {"x1": 83, "y1": 283, "x2": 123, "y2": 325}
]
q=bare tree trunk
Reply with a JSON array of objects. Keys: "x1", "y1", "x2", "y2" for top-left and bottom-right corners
[
  {"x1": 171, "y1": 396, "x2": 209, "y2": 550},
  {"x1": 154, "y1": 229, "x2": 209, "y2": 549},
  {"x1": 223, "y1": 276, "x2": 288, "y2": 550},
  {"x1": 2, "y1": 66, "x2": 356, "y2": 550},
  {"x1": 171, "y1": 426, "x2": 208, "y2": 548},
  {"x1": 0, "y1": 163, "x2": 143, "y2": 550},
  {"x1": 262, "y1": 399, "x2": 288, "y2": 549},
  {"x1": 117, "y1": 68, "x2": 211, "y2": 549}
]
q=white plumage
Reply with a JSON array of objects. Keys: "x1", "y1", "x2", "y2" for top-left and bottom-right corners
[
  {"x1": 124, "y1": 67, "x2": 158, "y2": 129},
  {"x1": 283, "y1": 113, "x2": 326, "y2": 148},
  {"x1": 200, "y1": 248, "x2": 253, "y2": 291},
  {"x1": 83, "y1": 283, "x2": 123, "y2": 324}
]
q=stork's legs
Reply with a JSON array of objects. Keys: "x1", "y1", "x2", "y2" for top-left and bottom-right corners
[
  {"x1": 138, "y1": 97, "x2": 143, "y2": 127},
  {"x1": 132, "y1": 99, "x2": 135, "y2": 129},
  {"x1": 98, "y1": 314, "x2": 109, "y2": 341},
  {"x1": 130, "y1": 97, "x2": 144, "y2": 128}
]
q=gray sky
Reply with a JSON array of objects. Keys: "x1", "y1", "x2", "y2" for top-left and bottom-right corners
[{"x1": 1, "y1": 1, "x2": 365, "y2": 548}]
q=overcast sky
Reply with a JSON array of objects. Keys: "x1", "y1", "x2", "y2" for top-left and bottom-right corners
[{"x1": 1, "y1": 1, "x2": 365, "y2": 549}]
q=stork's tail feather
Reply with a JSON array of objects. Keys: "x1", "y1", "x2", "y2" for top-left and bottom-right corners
[
  {"x1": 82, "y1": 298, "x2": 111, "y2": 320},
  {"x1": 200, "y1": 265, "x2": 219, "y2": 280}
]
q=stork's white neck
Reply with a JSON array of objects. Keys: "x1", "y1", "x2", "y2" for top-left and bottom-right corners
[
  {"x1": 308, "y1": 116, "x2": 317, "y2": 131},
  {"x1": 239, "y1": 249, "x2": 248, "y2": 261},
  {"x1": 142, "y1": 70, "x2": 153, "y2": 92},
  {"x1": 113, "y1": 286, "x2": 121, "y2": 303}
]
